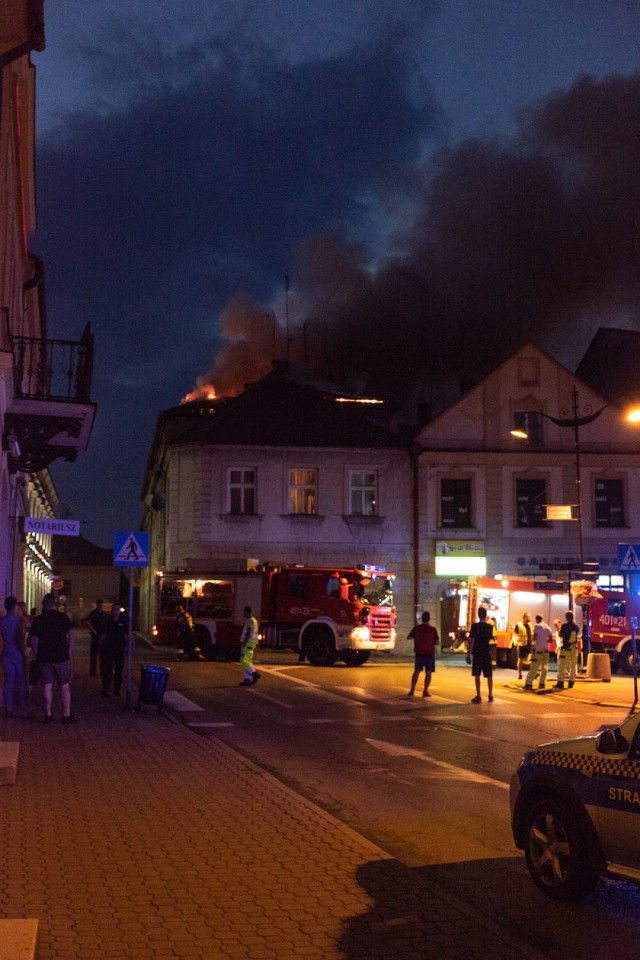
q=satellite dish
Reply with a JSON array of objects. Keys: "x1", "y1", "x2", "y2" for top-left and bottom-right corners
[{"x1": 151, "y1": 493, "x2": 166, "y2": 511}]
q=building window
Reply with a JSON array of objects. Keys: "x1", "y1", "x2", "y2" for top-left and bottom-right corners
[
  {"x1": 440, "y1": 477, "x2": 472, "y2": 528},
  {"x1": 513, "y1": 411, "x2": 544, "y2": 448},
  {"x1": 515, "y1": 477, "x2": 548, "y2": 528},
  {"x1": 517, "y1": 357, "x2": 540, "y2": 386},
  {"x1": 594, "y1": 478, "x2": 626, "y2": 528},
  {"x1": 228, "y1": 468, "x2": 256, "y2": 515},
  {"x1": 349, "y1": 471, "x2": 378, "y2": 516},
  {"x1": 289, "y1": 469, "x2": 317, "y2": 515}
]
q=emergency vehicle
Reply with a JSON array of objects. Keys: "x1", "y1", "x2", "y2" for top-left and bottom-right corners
[
  {"x1": 587, "y1": 588, "x2": 640, "y2": 675},
  {"x1": 151, "y1": 563, "x2": 396, "y2": 666},
  {"x1": 511, "y1": 712, "x2": 640, "y2": 899},
  {"x1": 452, "y1": 577, "x2": 570, "y2": 667}
]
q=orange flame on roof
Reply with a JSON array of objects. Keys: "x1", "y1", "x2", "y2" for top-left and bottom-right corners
[{"x1": 181, "y1": 383, "x2": 217, "y2": 404}]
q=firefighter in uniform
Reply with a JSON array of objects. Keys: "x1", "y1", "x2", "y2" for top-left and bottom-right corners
[
  {"x1": 513, "y1": 612, "x2": 533, "y2": 679},
  {"x1": 524, "y1": 615, "x2": 552, "y2": 690},
  {"x1": 555, "y1": 610, "x2": 579, "y2": 689},
  {"x1": 239, "y1": 606, "x2": 261, "y2": 687},
  {"x1": 175, "y1": 605, "x2": 203, "y2": 661}
]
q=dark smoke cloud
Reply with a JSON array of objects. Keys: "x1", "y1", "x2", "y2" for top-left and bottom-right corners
[{"x1": 205, "y1": 72, "x2": 640, "y2": 403}]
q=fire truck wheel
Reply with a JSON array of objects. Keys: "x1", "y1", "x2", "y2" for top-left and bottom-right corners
[
  {"x1": 340, "y1": 651, "x2": 371, "y2": 667},
  {"x1": 304, "y1": 630, "x2": 338, "y2": 666},
  {"x1": 618, "y1": 641, "x2": 640, "y2": 676}
]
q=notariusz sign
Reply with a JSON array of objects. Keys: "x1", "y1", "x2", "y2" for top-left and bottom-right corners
[{"x1": 24, "y1": 518, "x2": 80, "y2": 536}]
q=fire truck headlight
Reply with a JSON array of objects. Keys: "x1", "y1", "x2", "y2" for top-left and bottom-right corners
[
  {"x1": 351, "y1": 626, "x2": 370, "y2": 644},
  {"x1": 152, "y1": 625, "x2": 158, "y2": 637}
]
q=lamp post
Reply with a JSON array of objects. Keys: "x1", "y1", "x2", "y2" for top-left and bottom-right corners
[
  {"x1": 511, "y1": 385, "x2": 612, "y2": 658},
  {"x1": 511, "y1": 384, "x2": 608, "y2": 571}
]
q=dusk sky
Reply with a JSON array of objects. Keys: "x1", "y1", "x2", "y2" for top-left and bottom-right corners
[{"x1": 32, "y1": 1, "x2": 640, "y2": 547}]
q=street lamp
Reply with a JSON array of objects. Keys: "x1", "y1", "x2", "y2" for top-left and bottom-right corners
[
  {"x1": 511, "y1": 386, "x2": 640, "y2": 657},
  {"x1": 511, "y1": 386, "x2": 640, "y2": 568},
  {"x1": 511, "y1": 385, "x2": 607, "y2": 568}
]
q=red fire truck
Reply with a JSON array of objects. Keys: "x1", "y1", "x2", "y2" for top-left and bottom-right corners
[
  {"x1": 452, "y1": 576, "x2": 571, "y2": 668},
  {"x1": 151, "y1": 563, "x2": 396, "y2": 666},
  {"x1": 587, "y1": 588, "x2": 640, "y2": 674},
  {"x1": 451, "y1": 578, "x2": 640, "y2": 674}
]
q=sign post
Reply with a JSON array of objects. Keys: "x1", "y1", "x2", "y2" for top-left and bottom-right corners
[{"x1": 113, "y1": 532, "x2": 149, "y2": 704}]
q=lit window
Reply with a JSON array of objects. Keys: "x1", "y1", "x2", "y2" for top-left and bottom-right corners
[
  {"x1": 228, "y1": 468, "x2": 256, "y2": 515},
  {"x1": 289, "y1": 469, "x2": 317, "y2": 515},
  {"x1": 349, "y1": 471, "x2": 378, "y2": 516}
]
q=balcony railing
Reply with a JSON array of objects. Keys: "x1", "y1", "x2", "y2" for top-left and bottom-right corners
[{"x1": 11, "y1": 323, "x2": 94, "y2": 403}]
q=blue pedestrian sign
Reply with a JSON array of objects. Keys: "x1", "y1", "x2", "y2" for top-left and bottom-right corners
[
  {"x1": 618, "y1": 543, "x2": 640, "y2": 573},
  {"x1": 113, "y1": 531, "x2": 150, "y2": 567}
]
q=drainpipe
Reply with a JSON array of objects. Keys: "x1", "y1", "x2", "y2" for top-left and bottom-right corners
[{"x1": 410, "y1": 443, "x2": 422, "y2": 622}]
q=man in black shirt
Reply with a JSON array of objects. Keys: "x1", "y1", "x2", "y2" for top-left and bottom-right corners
[
  {"x1": 29, "y1": 593, "x2": 77, "y2": 723},
  {"x1": 87, "y1": 599, "x2": 108, "y2": 677},
  {"x1": 101, "y1": 603, "x2": 128, "y2": 697},
  {"x1": 466, "y1": 606, "x2": 495, "y2": 703}
]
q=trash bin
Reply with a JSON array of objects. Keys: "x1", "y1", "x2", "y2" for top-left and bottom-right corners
[{"x1": 137, "y1": 664, "x2": 170, "y2": 710}]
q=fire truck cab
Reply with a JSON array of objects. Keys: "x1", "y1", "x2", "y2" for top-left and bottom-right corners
[{"x1": 588, "y1": 589, "x2": 640, "y2": 675}]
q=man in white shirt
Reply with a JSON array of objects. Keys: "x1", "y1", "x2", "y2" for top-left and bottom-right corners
[{"x1": 524, "y1": 615, "x2": 552, "y2": 691}]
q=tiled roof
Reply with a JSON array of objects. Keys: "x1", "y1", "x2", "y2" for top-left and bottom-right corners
[
  {"x1": 157, "y1": 366, "x2": 404, "y2": 449},
  {"x1": 52, "y1": 535, "x2": 113, "y2": 566},
  {"x1": 576, "y1": 328, "x2": 640, "y2": 404}
]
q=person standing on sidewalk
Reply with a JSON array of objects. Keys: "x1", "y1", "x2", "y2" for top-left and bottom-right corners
[
  {"x1": 555, "y1": 610, "x2": 579, "y2": 689},
  {"x1": 524, "y1": 615, "x2": 552, "y2": 691},
  {"x1": 467, "y1": 606, "x2": 494, "y2": 703},
  {"x1": 29, "y1": 593, "x2": 77, "y2": 723},
  {"x1": 513, "y1": 612, "x2": 533, "y2": 679},
  {"x1": 100, "y1": 603, "x2": 127, "y2": 697},
  {"x1": 406, "y1": 611, "x2": 439, "y2": 697},
  {"x1": 87, "y1": 599, "x2": 108, "y2": 677},
  {"x1": 239, "y1": 606, "x2": 261, "y2": 686},
  {"x1": 0, "y1": 596, "x2": 28, "y2": 717}
]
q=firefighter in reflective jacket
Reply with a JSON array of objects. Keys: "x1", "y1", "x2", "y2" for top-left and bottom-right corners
[
  {"x1": 555, "y1": 610, "x2": 579, "y2": 689},
  {"x1": 239, "y1": 606, "x2": 261, "y2": 687},
  {"x1": 175, "y1": 605, "x2": 203, "y2": 661}
]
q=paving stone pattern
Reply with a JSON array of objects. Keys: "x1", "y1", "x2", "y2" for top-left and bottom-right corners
[{"x1": 0, "y1": 670, "x2": 546, "y2": 960}]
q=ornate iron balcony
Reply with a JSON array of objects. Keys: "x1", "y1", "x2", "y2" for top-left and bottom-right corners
[{"x1": 11, "y1": 322, "x2": 94, "y2": 402}]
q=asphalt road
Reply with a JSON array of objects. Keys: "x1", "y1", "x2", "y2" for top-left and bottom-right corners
[{"x1": 159, "y1": 651, "x2": 640, "y2": 960}]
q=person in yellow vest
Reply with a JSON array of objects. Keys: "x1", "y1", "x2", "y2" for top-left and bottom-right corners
[
  {"x1": 239, "y1": 606, "x2": 261, "y2": 687},
  {"x1": 555, "y1": 610, "x2": 579, "y2": 689},
  {"x1": 513, "y1": 612, "x2": 532, "y2": 679}
]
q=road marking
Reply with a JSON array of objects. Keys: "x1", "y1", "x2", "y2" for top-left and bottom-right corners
[
  {"x1": 250, "y1": 691, "x2": 294, "y2": 709},
  {"x1": 256, "y1": 668, "x2": 366, "y2": 706},
  {"x1": 187, "y1": 722, "x2": 234, "y2": 728},
  {"x1": 306, "y1": 718, "x2": 339, "y2": 724},
  {"x1": 366, "y1": 738, "x2": 509, "y2": 790},
  {"x1": 162, "y1": 691, "x2": 204, "y2": 711}
]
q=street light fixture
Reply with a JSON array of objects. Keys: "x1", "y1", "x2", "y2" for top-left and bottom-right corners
[
  {"x1": 510, "y1": 384, "x2": 607, "y2": 569},
  {"x1": 511, "y1": 386, "x2": 640, "y2": 658}
]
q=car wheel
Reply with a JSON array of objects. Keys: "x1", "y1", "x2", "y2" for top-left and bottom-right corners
[{"x1": 523, "y1": 797, "x2": 599, "y2": 900}]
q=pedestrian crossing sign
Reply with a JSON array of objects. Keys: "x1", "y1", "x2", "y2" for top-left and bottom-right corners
[
  {"x1": 618, "y1": 543, "x2": 640, "y2": 573},
  {"x1": 113, "y1": 531, "x2": 150, "y2": 567}
]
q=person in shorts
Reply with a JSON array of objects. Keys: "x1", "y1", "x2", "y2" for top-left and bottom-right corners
[
  {"x1": 28, "y1": 593, "x2": 77, "y2": 723},
  {"x1": 467, "y1": 606, "x2": 494, "y2": 703},
  {"x1": 407, "y1": 611, "x2": 439, "y2": 697}
]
